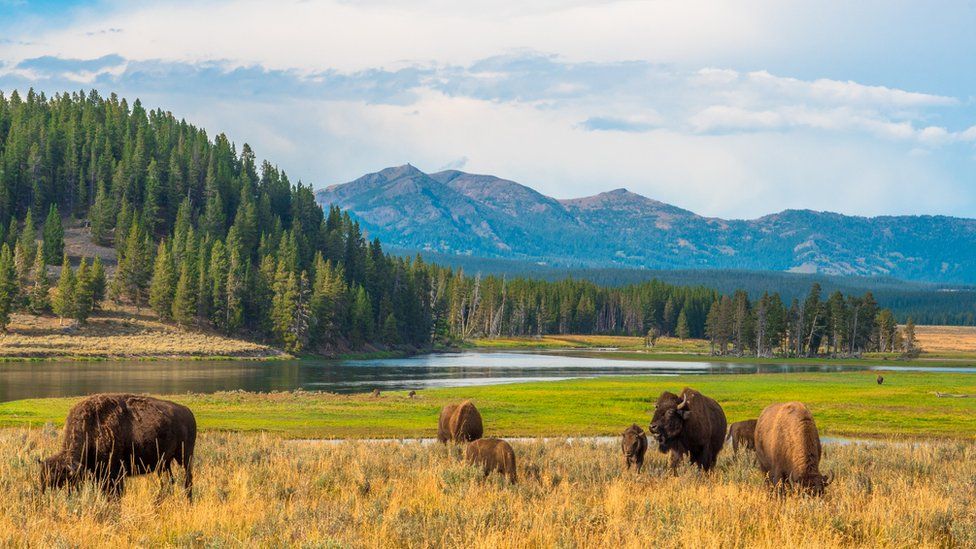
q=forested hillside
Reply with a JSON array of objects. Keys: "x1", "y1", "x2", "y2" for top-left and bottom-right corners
[{"x1": 0, "y1": 89, "x2": 913, "y2": 357}]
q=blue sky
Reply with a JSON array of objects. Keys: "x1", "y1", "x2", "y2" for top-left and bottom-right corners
[{"x1": 2, "y1": 0, "x2": 975, "y2": 219}]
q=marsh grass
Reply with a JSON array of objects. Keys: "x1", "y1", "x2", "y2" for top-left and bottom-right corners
[{"x1": 1, "y1": 429, "x2": 973, "y2": 547}]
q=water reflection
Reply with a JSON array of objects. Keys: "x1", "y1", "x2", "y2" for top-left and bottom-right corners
[{"x1": 0, "y1": 351, "x2": 971, "y2": 402}]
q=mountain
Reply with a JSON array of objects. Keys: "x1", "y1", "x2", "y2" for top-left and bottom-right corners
[{"x1": 317, "y1": 165, "x2": 976, "y2": 283}]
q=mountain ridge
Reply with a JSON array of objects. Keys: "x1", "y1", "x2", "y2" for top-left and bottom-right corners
[{"x1": 316, "y1": 165, "x2": 976, "y2": 283}]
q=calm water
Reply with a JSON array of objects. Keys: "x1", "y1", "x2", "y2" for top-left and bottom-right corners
[{"x1": 0, "y1": 351, "x2": 972, "y2": 402}]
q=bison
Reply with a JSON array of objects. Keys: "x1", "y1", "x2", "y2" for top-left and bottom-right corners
[
  {"x1": 649, "y1": 388, "x2": 727, "y2": 472},
  {"x1": 726, "y1": 419, "x2": 757, "y2": 453},
  {"x1": 877, "y1": 375, "x2": 884, "y2": 385},
  {"x1": 754, "y1": 401, "x2": 831, "y2": 495},
  {"x1": 38, "y1": 393, "x2": 196, "y2": 499},
  {"x1": 621, "y1": 424, "x2": 648, "y2": 472},
  {"x1": 465, "y1": 438, "x2": 517, "y2": 483},
  {"x1": 437, "y1": 400, "x2": 484, "y2": 443}
]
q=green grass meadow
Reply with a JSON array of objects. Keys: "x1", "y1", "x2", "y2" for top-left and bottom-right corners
[{"x1": 1, "y1": 371, "x2": 974, "y2": 439}]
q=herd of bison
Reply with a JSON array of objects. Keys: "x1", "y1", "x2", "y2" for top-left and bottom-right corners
[{"x1": 35, "y1": 388, "x2": 832, "y2": 501}]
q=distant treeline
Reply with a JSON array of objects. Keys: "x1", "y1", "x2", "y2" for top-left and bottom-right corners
[{"x1": 400, "y1": 249, "x2": 976, "y2": 326}]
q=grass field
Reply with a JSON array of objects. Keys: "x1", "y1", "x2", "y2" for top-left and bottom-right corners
[
  {"x1": 2, "y1": 430, "x2": 973, "y2": 547},
  {"x1": 2, "y1": 372, "x2": 975, "y2": 438},
  {"x1": 915, "y1": 325, "x2": 976, "y2": 357},
  {"x1": 0, "y1": 303, "x2": 281, "y2": 361}
]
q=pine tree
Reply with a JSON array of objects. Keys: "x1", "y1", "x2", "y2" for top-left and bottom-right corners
[
  {"x1": 225, "y1": 244, "x2": 246, "y2": 333},
  {"x1": 209, "y1": 240, "x2": 229, "y2": 330},
  {"x1": 89, "y1": 182, "x2": 114, "y2": 246},
  {"x1": 73, "y1": 258, "x2": 94, "y2": 323},
  {"x1": 16, "y1": 210, "x2": 36, "y2": 265},
  {"x1": 381, "y1": 313, "x2": 399, "y2": 345},
  {"x1": 113, "y1": 221, "x2": 152, "y2": 307},
  {"x1": 676, "y1": 309, "x2": 691, "y2": 340},
  {"x1": 42, "y1": 204, "x2": 64, "y2": 265},
  {"x1": 90, "y1": 256, "x2": 106, "y2": 306},
  {"x1": 271, "y1": 264, "x2": 299, "y2": 351},
  {"x1": 903, "y1": 317, "x2": 917, "y2": 353},
  {"x1": 0, "y1": 244, "x2": 15, "y2": 330},
  {"x1": 149, "y1": 240, "x2": 176, "y2": 320},
  {"x1": 52, "y1": 254, "x2": 75, "y2": 325},
  {"x1": 27, "y1": 246, "x2": 49, "y2": 314},
  {"x1": 142, "y1": 158, "x2": 164, "y2": 235},
  {"x1": 350, "y1": 286, "x2": 374, "y2": 348},
  {"x1": 172, "y1": 262, "x2": 198, "y2": 328}
]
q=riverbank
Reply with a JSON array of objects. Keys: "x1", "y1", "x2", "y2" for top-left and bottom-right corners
[
  {"x1": 465, "y1": 332, "x2": 976, "y2": 367},
  {"x1": 3, "y1": 371, "x2": 974, "y2": 438},
  {"x1": 0, "y1": 304, "x2": 283, "y2": 361}
]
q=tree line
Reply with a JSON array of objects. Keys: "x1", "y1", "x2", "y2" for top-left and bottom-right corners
[{"x1": 0, "y1": 89, "x2": 920, "y2": 357}]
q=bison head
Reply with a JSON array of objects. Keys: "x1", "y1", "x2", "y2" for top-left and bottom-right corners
[
  {"x1": 37, "y1": 456, "x2": 81, "y2": 492},
  {"x1": 621, "y1": 424, "x2": 644, "y2": 457},
  {"x1": 648, "y1": 392, "x2": 691, "y2": 452}
]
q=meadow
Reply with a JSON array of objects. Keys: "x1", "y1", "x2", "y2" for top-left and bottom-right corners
[
  {"x1": 1, "y1": 430, "x2": 973, "y2": 547},
  {"x1": 2, "y1": 372, "x2": 975, "y2": 438}
]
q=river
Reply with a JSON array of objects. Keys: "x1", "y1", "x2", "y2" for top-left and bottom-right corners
[{"x1": 0, "y1": 351, "x2": 972, "y2": 402}]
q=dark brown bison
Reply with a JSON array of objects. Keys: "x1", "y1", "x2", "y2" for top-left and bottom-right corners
[
  {"x1": 726, "y1": 419, "x2": 757, "y2": 453},
  {"x1": 408, "y1": 390, "x2": 417, "y2": 398},
  {"x1": 371, "y1": 388, "x2": 381, "y2": 397},
  {"x1": 437, "y1": 400, "x2": 484, "y2": 443},
  {"x1": 621, "y1": 424, "x2": 648, "y2": 472},
  {"x1": 877, "y1": 375, "x2": 884, "y2": 385},
  {"x1": 38, "y1": 394, "x2": 196, "y2": 499},
  {"x1": 649, "y1": 388, "x2": 727, "y2": 471},
  {"x1": 464, "y1": 438, "x2": 517, "y2": 483},
  {"x1": 754, "y1": 401, "x2": 831, "y2": 495}
]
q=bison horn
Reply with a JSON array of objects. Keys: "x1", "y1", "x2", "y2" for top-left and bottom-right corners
[
  {"x1": 676, "y1": 394, "x2": 689, "y2": 410},
  {"x1": 824, "y1": 472, "x2": 834, "y2": 486}
]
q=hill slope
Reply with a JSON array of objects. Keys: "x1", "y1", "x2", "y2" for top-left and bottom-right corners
[{"x1": 317, "y1": 166, "x2": 976, "y2": 283}]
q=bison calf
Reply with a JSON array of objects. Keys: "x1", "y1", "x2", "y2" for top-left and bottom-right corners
[
  {"x1": 437, "y1": 400, "x2": 484, "y2": 443},
  {"x1": 621, "y1": 424, "x2": 648, "y2": 472},
  {"x1": 727, "y1": 419, "x2": 757, "y2": 453},
  {"x1": 465, "y1": 438, "x2": 517, "y2": 484},
  {"x1": 754, "y1": 401, "x2": 831, "y2": 495},
  {"x1": 649, "y1": 388, "x2": 727, "y2": 472},
  {"x1": 39, "y1": 393, "x2": 196, "y2": 500}
]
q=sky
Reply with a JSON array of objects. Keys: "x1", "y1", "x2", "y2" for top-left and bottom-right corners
[{"x1": 1, "y1": 0, "x2": 975, "y2": 219}]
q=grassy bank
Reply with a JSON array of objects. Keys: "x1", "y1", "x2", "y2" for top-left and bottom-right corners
[
  {"x1": 2, "y1": 430, "x2": 973, "y2": 546},
  {"x1": 0, "y1": 304, "x2": 282, "y2": 361},
  {"x1": 3, "y1": 372, "x2": 975, "y2": 438}
]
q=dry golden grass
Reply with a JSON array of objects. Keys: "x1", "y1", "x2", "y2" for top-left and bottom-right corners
[
  {"x1": 2, "y1": 429, "x2": 973, "y2": 547},
  {"x1": 915, "y1": 325, "x2": 976, "y2": 355},
  {"x1": 0, "y1": 303, "x2": 281, "y2": 360}
]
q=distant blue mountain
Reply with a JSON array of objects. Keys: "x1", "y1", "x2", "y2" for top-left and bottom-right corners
[{"x1": 317, "y1": 165, "x2": 976, "y2": 283}]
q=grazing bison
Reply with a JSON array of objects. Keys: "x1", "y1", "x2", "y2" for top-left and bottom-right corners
[
  {"x1": 371, "y1": 388, "x2": 381, "y2": 397},
  {"x1": 726, "y1": 419, "x2": 757, "y2": 453},
  {"x1": 408, "y1": 390, "x2": 417, "y2": 398},
  {"x1": 620, "y1": 424, "x2": 648, "y2": 472},
  {"x1": 649, "y1": 388, "x2": 727, "y2": 471},
  {"x1": 877, "y1": 375, "x2": 884, "y2": 385},
  {"x1": 465, "y1": 438, "x2": 517, "y2": 483},
  {"x1": 754, "y1": 401, "x2": 831, "y2": 495},
  {"x1": 39, "y1": 394, "x2": 196, "y2": 499},
  {"x1": 437, "y1": 400, "x2": 484, "y2": 443}
]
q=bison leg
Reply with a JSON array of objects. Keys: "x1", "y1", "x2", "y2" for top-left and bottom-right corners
[
  {"x1": 635, "y1": 454, "x2": 644, "y2": 474},
  {"x1": 668, "y1": 449, "x2": 684, "y2": 473},
  {"x1": 732, "y1": 437, "x2": 739, "y2": 454},
  {"x1": 183, "y1": 457, "x2": 193, "y2": 501}
]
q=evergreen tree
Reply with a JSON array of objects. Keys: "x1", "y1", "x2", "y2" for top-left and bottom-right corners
[
  {"x1": 73, "y1": 258, "x2": 94, "y2": 323},
  {"x1": 149, "y1": 240, "x2": 176, "y2": 320},
  {"x1": 903, "y1": 317, "x2": 917, "y2": 353},
  {"x1": 113, "y1": 221, "x2": 152, "y2": 307},
  {"x1": 16, "y1": 210, "x2": 36, "y2": 265},
  {"x1": 42, "y1": 204, "x2": 64, "y2": 265},
  {"x1": 676, "y1": 309, "x2": 691, "y2": 340},
  {"x1": 209, "y1": 240, "x2": 229, "y2": 330},
  {"x1": 27, "y1": 246, "x2": 49, "y2": 314},
  {"x1": 0, "y1": 244, "x2": 15, "y2": 330},
  {"x1": 381, "y1": 313, "x2": 399, "y2": 345},
  {"x1": 225, "y1": 244, "x2": 246, "y2": 333},
  {"x1": 89, "y1": 182, "x2": 114, "y2": 246},
  {"x1": 52, "y1": 254, "x2": 75, "y2": 325},
  {"x1": 90, "y1": 256, "x2": 107, "y2": 306},
  {"x1": 271, "y1": 264, "x2": 300, "y2": 351},
  {"x1": 172, "y1": 262, "x2": 198, "y2": 327}
]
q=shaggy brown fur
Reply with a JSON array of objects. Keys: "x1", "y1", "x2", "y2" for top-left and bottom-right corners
[
  {"x1": 620, "y1": 424, "x2": 648, "y2": 472},
  {"x1": 754, "y1": 402, "x2": 831, "y2": 495},
  {"x1": 464, "y1": 438, "x2": 517, "y2": 484},
  {"x1": 649, "y1": 388, "x2": 727, "y2": 471},
  {"x1": 726, "y1": 419, "x2": 757, "y2": 453},
  {"x1": 39, "y1": 394, "x2": 197, "y2": 499},
  {"x1": 437, "y1": 400, "x2": 484, "y2": 443},
  {"x1": 877, "y1": 375, "x2": 884, "y2": 385}
]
